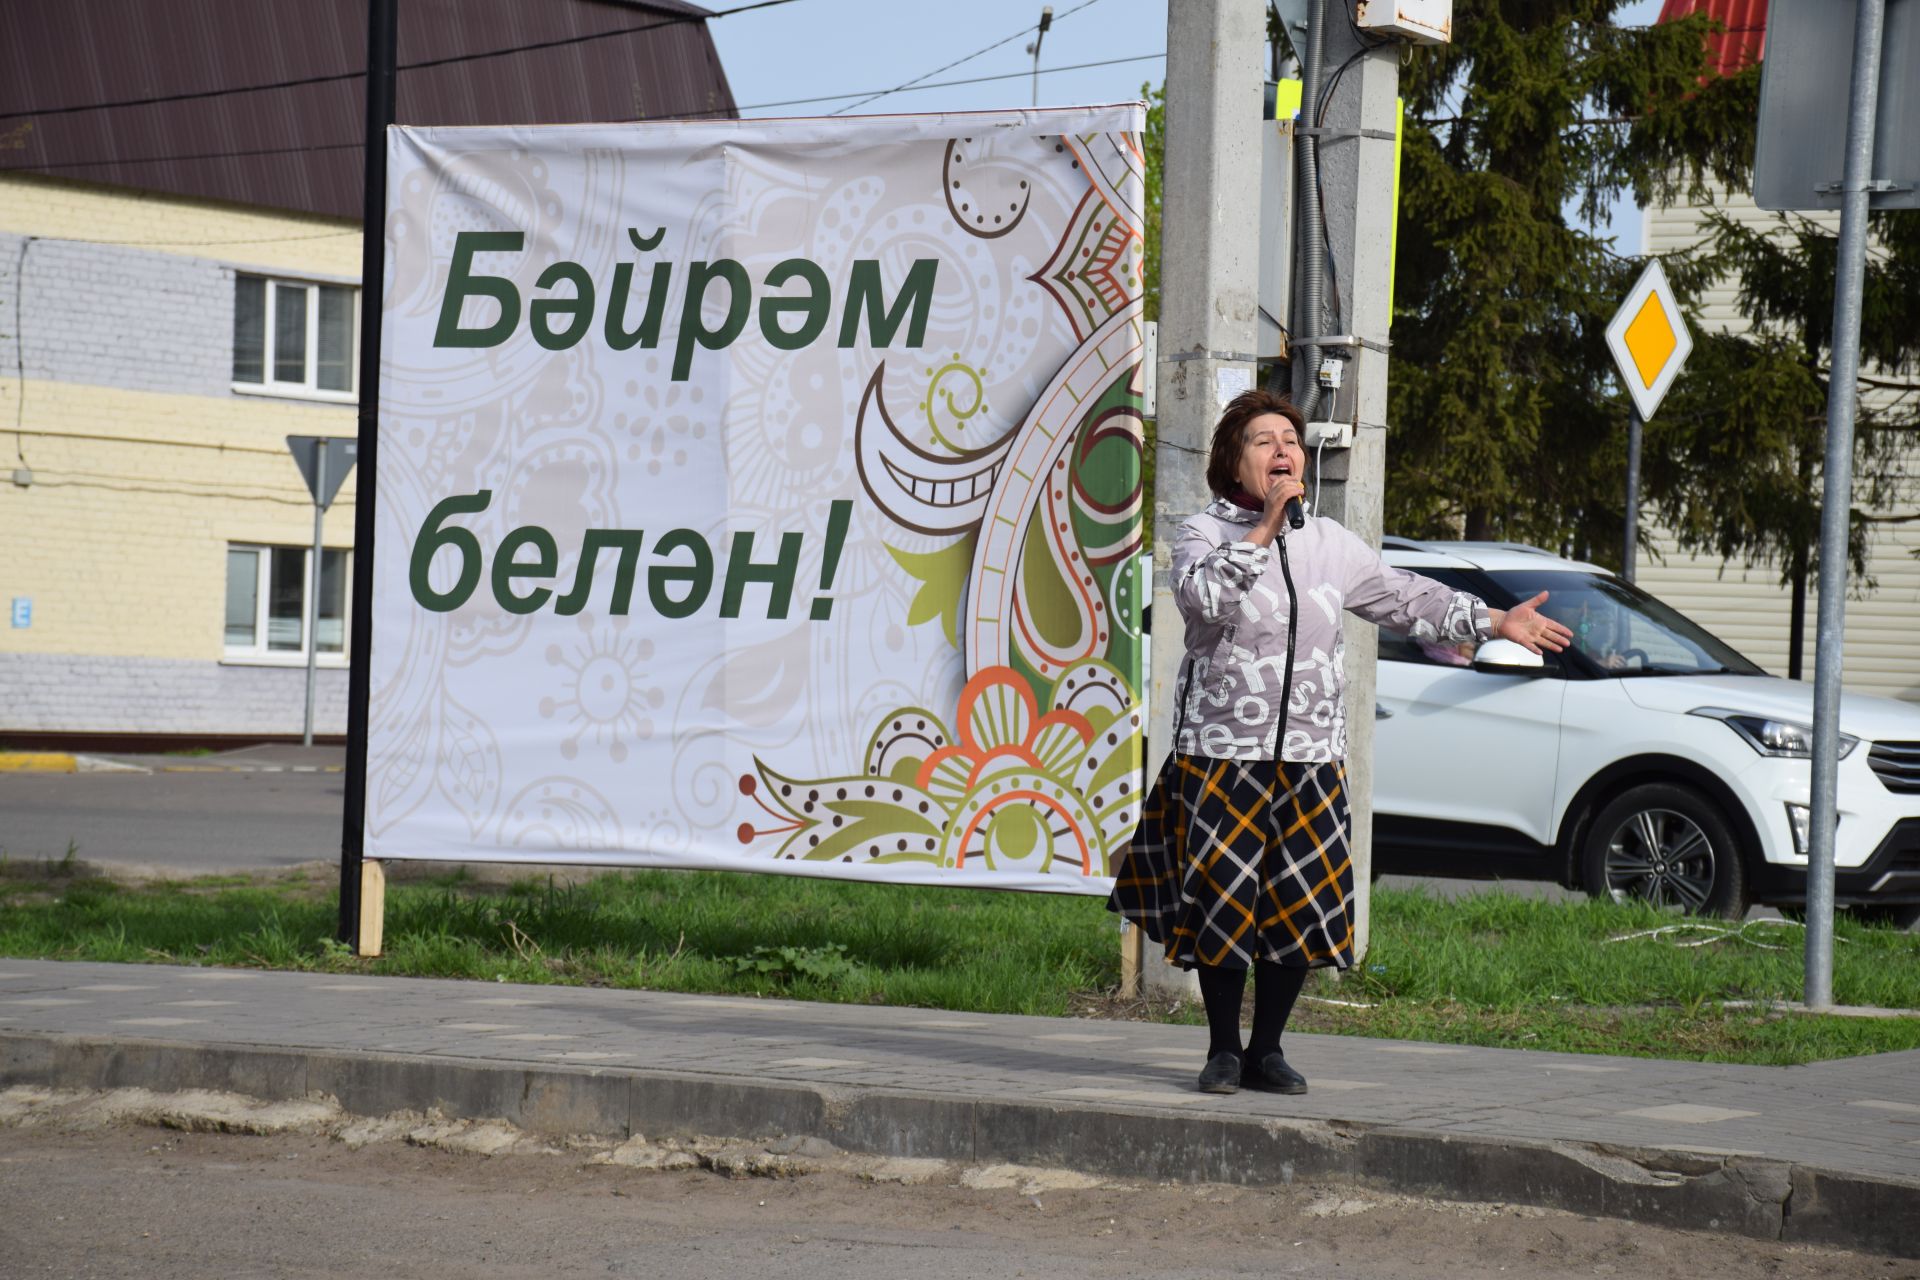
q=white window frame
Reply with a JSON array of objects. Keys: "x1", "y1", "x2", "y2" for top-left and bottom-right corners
[
  {"x1": 222, "y1": 543, "x2": 353, "y2": 667},
  {"x1": 231, "y1": 274, "x2": 360, "y2": 405}
]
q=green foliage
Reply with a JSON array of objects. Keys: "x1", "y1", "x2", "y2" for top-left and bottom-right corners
[
  {"x1": 1139, "y1": 80, "x2": 1165, "y2": 542},
  {"x1": 1140, "y1": 81, "x2": 1164, "y2": 325},
  {"x1": 1385, "y1": 1, "x2": 1920, "y2": 577},
  {"x1": 1388, "y1": 2, "x2": 1763, "y2": 555},
  {"x1": 730, "y1": 942, "x2": 862, "y2": 986}
]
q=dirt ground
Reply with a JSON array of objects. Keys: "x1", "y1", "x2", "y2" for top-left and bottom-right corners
[{"x1": 0, "y1": 1089, "x2": 1909, "y2": 1280}]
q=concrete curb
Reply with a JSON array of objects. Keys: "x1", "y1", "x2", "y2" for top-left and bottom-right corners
[
  {"x1": 0, "y1": 752, "x2": 78, "y2": 773},
  {"x1": 4, "y1": 1030, "x2": 1913, "y2": 1259},
  {"x1": 0, "y1": 752, "x2": 150, "y2": 774}
]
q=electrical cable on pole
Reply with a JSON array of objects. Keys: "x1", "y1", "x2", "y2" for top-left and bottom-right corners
[{"x1": 1291, "y1": 0, "x2": 1327, "y2": 417}]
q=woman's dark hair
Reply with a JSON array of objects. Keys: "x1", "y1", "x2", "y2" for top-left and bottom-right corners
[{"x1": 1205, "y1": 389, "x2": 1307, "y2": 496}]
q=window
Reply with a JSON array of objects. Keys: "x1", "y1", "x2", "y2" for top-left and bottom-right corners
[
  {"x1": 233, "y1": 275, "x2": 357, "y2": 399},
  {"x1": 1378, "y1": 566, "x2": 1490, "y2": 667},
  {"x1": 224, "y1": 545, "x2": 351, "y2": 661},
  {"x1": 1479, "y1": 570, "x2": 1763, "y2": 678}
]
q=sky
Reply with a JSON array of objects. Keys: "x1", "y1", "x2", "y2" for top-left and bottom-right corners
[{"x1": 708, "y1": 0, "x2": 1669, "y2": 253}]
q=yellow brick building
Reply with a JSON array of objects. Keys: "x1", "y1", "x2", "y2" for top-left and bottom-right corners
[{"x1": 1, "y1": 172, "x2": 366, "y2": 739}]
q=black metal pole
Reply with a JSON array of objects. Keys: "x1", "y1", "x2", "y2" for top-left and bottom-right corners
[
  {"x1": 1622, "y1": 405, "x2": 1642, "y2": 583},
  {"x1": 339, "y1": 0, "x2": 397, "y2": 946}
]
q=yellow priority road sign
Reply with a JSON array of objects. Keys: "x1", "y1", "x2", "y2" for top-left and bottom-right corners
[{"x1": 1605, "y1": 259, "x2": 1692, "y2": 421}]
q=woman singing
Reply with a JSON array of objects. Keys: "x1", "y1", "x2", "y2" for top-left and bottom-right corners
[{"x1": 1108, "y1": 390, "x2": 1571, "y2": 1095}]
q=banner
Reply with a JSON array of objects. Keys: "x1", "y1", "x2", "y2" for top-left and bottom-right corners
[{"x1": 367, "y1": 106, "x2": 1147, "y2": 893}]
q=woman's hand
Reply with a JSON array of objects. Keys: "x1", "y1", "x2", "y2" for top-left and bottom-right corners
[
  {"x1": 1244, "y1": 473, "x2": 1308, "y2": 545},
  {"x1": 1488, "y1": 591, "x2": 1575, "y2": 655}
]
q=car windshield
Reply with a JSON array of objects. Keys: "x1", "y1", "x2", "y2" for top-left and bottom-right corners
[{"x1": 1483, "y1": 570, "x2": 1765, "y2": 678}]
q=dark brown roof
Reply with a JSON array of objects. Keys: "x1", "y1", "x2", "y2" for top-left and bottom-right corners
[{"x1": 0, "y1": 0, "x2": 736, "y2": 220}]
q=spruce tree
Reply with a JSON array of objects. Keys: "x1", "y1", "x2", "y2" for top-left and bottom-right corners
[{"x1": 1387, "y1": 1, "x2": 1762, "y2": 556}]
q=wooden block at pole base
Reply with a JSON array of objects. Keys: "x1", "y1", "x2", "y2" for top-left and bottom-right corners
[
  {"x1": 1120, "y1": 921, "x2": 1144, "y2": 999},
  {"x1": 357, "y1": 860, "x2": 386, "y2": 958}
]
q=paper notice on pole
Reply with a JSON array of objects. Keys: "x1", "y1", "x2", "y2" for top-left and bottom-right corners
[{"x1": 1215, "y1": 366, "x2": 1252, "y2": 408}]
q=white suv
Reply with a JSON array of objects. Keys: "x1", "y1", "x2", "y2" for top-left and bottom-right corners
[{"x1": 1373, "y1": 540, "x2": 1920, "y2": 925}]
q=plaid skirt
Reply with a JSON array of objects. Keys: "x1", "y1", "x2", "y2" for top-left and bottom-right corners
[{"x1": 1107, "y1": 753, "x2": 1354, "y2": 972}]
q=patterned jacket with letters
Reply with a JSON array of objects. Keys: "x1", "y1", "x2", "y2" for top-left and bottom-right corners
[{"x1": 1172, "y1": 498, "x2": 1493, "y2": 762}]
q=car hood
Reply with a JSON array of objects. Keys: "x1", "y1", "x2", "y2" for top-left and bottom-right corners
[{"x1": 1617, "y1": 673, "x2": 1920, "y2": 743}]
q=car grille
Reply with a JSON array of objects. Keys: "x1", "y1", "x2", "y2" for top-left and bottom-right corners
[{"x1": 1867, "y1": 741, "x2": 1920, "y2": 795}]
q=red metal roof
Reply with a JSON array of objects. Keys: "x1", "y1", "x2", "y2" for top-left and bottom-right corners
[
  {"x1": 0, "y1": 0, "x2": 736, "y2": 220},
  {"x1": 1657, "y1": 0, "x2": 1768, "y2": 77}
]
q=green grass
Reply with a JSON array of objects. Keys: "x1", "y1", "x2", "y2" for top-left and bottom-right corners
[{"x1": 0, "y1": 866, "x2": 1915, "y2": 1065}]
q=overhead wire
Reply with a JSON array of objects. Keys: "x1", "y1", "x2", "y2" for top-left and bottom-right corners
[
  {"x1": 826, "y1": 0, "x2": 1110, "y2": 116},
  {"x1": 688, "y1": 52, "x2": 1165, "y2": 117},
  {"x1": 1, "y1": 52, "x2": 1170, "y2": 174}
]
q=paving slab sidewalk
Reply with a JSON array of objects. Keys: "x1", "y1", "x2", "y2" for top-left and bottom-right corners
[{"x1": 1, "y1": 958, "x2": 1915, "y2": 1255}]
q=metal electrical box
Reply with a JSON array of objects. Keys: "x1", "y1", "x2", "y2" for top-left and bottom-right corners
[
  {"x1": 1356, "y1": 0, "x2": 1453, "y2": 45},
  {"x1": 1754, "y1": 0, "x2": 1919, "y2": 211},
  {"x1": 1257, "y1": 81, "x2": 1299, "y2": 363}
]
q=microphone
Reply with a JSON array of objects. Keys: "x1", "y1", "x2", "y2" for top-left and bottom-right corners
[{"x1": 1284, "y1": 497, "x2": 1304, "y2": 531}]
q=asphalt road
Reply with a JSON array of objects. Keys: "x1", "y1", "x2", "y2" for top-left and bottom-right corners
[
  {"x1": 0, "y1": 753, "x2": 1586, "y2": 899},
  {"x1": 0, "y1": 757, "x2": 343, "y2": 875},
  {"x1": 0, "y1": 1123, "x2": 1891, "y2": 1280}
]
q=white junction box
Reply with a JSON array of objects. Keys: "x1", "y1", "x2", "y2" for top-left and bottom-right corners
[
  {"x1": 1304, "y1": 420, "x2": 1353, "y2": 449},
  {"x1": 1357, "y1": 0, "x2": 1453, "y2": 44}
]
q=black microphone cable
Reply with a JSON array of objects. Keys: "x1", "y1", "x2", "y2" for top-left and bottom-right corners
[{"x1": 1274, "y1": 529, "x2": 1299, "y2": 763}]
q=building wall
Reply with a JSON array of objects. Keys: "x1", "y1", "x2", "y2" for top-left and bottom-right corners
[
  {"x1": 1636, "y1": 189, "x2": 1920, "y2": 705},
  {"x1": 0, "y1": 173, "x2": 364, "y2": 736}
]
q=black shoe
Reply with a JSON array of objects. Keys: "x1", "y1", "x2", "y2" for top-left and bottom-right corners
[
  {"x1": 1241, "y1": 1051, "x2": 1308, "y2": 1094},
  {"x1": 1197, "y1": 1051, "x2": 1243, "y2": 1094}
]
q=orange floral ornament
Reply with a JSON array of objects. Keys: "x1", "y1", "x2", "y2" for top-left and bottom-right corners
[
  {"x1": 916, "y1": 667, "x2": 1095, "y2": 801},
  {"x1": 743, "y1": 660, "x2": 1142, "y2": 881}
]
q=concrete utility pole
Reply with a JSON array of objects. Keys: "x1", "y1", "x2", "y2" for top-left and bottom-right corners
[
  {"x1": 1138, "y1": 0, "x2": 1267, "y2": 997},
  {"x1": 1290, "y1": 9, "x2": 1399, "y2": 961}
]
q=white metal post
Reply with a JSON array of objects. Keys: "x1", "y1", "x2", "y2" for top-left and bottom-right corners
[{"x1": 1806, "y1": 0, "x2": 1888, "y2": 1010}]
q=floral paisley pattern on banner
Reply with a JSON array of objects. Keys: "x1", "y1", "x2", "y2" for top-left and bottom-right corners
[
  {"x1": 368, "y1": 108, "x2": 1144, "y2": 890},
  {"x1": 744, "y1": 126, "x2": 1146, "y2": 883}
]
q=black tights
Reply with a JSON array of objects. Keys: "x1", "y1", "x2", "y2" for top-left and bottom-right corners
[{"x1": 1196, "y1": 960, "x2": 1308, "y2": 1060}]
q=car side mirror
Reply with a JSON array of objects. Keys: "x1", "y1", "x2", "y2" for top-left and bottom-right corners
[{"x1": 1472, "y1": 638, "x2": 1545, "y2": 674}]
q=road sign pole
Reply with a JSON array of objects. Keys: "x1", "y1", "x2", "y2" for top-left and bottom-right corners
[
  {"x1": 1622, "y1": 406, "x2": 1642, "y2": 583},
  {"x1": 302, "y1": 448, "x2": 328, "y2": 748},
  {"x1": 1806, "y1": 0, "x2": 1888, "y2": 1011}
]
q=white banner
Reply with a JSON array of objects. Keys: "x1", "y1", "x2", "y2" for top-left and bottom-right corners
[{"x1": 367, "y1": 106, "x2": 1147, "y2": 893}]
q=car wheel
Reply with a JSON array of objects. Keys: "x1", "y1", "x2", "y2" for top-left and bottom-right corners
[
  {"x1": 1581, "y1": 783, "x2": 1751, "y2": 919},
  {"x1": 1852, "y1": 903, "x2": 1920, "y2": 931}
]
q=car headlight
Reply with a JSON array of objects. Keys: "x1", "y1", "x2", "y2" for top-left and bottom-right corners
[{"x1": 1689, "y1": 708, "x2": 1858, "y2": 759}]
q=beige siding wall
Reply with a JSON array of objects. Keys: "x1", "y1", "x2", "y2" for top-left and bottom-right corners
[{"x1": 1636, "y1": 190, "x2": 1920, "y2": 705}]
